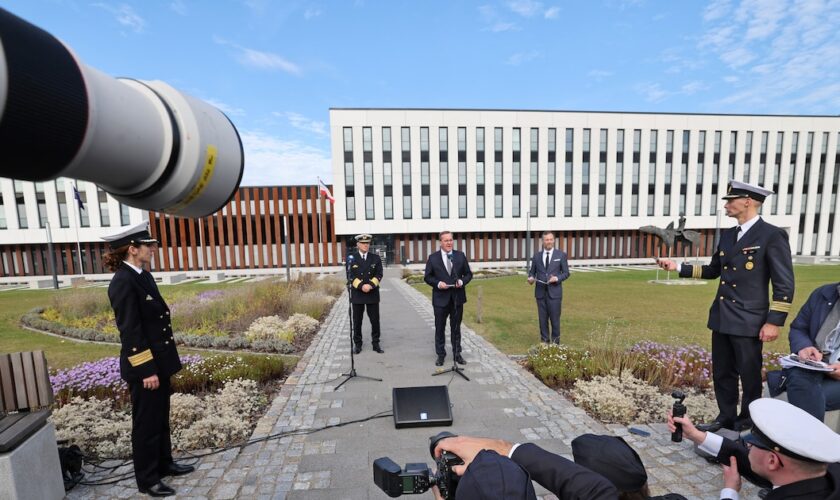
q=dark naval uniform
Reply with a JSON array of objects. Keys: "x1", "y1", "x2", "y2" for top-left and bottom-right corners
[
  {"x1": 347, "y1": 250, "x2": 383, "y2": 349},
  {"x1": 109, "y1": 263, "x2": 182, "y2": 490},
  {"x1": 680, "y1": 217, "x2": 794, "y2": 424}
]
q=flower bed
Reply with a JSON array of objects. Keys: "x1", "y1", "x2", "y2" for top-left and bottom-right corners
[
  {"x1": 527, "y1": 342, "x2": 786, "y2": 425},
  {"x1": 22, "y1": 275, "x2": 344, "y2": 354},
  {"x1": 49, "y1": 354, "x2": 283, "y2": 457}
]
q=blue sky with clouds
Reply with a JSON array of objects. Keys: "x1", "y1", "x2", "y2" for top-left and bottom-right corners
[{"x1": 5, "y1": 0, "x2": 840, "y2": 186}]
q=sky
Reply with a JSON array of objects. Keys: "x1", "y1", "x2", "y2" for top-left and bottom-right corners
[{"x1": 4, "y1": 0, "x2": 840, "y2": 187}]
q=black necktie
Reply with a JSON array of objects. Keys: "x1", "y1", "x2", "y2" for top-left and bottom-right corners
[
  {"x1": 736, "y1": 226, "x2": 742, "y2": 241},
  {"x1": 545, "y1": 252, "x2": 550, "y2": 270}
]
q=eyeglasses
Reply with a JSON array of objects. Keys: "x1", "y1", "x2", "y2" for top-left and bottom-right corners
[{"x1": 746, "y1": 442, "x2": 785, "y2": 468}]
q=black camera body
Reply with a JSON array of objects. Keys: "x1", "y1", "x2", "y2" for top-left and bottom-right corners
[
  {"x1": 671, "y1": 390, "x2": 687, "y2": 442},
  {"x1": 373, "y1": 432, "x2": 463, "y2": 499}
]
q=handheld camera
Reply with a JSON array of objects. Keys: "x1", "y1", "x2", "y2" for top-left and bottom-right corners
[
  {"x1": 373, "y1": 431, "x2": 463, "y2": 499},
  {"x1": 671, "y1": 390, "x2": 687, "y2": 442}
]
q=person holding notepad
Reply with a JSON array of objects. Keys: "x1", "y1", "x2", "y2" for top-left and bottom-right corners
[{"x1": 527, "y1": 231, "x2": 570, "y2": 344}]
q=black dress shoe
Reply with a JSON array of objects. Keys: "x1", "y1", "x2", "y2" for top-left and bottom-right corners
[
  {"x1": 454, "y1": 355, "x2": 466, "y2": 365},
  {"x1": 734, "y1": 417, "x2": 753, "y2": 432},
  {"x1": 696, "y1": 420, "x2": 733, "y2": 433},
  {"x1": 162, "y1": 462, "x2": 194, "y2": 476},
  {"x1": 372, "y1": 345, "x2": 384, "y2": 353},
  {"x1": 139, "y1": 481, "x2": 175, "y2": 497},
  {"x1": 353, "y1": 345, "x2": 362, "y2": 354},
  {"x1": 435, "y1": 356, "x2": 445, "y2": 366}
]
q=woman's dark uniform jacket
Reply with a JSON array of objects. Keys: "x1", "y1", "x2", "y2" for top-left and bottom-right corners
[
  {"x1": 678, "y1": 218, "x2": 794, "y2": 335},
  {"x1": 109, "y1": 263, "x2": 182, "y2": 382}
]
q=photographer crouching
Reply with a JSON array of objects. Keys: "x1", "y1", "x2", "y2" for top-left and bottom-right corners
[{"x1": 668, "y1": 398, "x2": 840, "y2": 499}]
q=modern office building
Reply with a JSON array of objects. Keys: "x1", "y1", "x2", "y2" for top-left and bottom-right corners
[
  {"x1": 0, "y1": 180, "x2": 340, "y2": 277},
  {"x1": 330, "y1": 108, "x2": 840, "y2": 264}
]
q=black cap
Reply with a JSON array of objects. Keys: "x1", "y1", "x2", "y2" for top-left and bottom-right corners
[{"x1": 572, "y1": 434, "x2": 647, "y2": 491}]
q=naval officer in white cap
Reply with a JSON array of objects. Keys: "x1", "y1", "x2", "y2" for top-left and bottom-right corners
[
  {"x1": 102, "y1": 221, "x2": 193, "y2": 496},
  {"x1": 658, "y1": 180, "x2": 795, "y2": 433},
  {"x1": 669, "y1": 398, "x2": 840, "y2": 499}
]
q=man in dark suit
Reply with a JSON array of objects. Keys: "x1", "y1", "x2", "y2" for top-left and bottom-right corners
[
  {"x1": 347, "y1": 234, "x2": 384, "y2": 354},
  {"x1": 669, "y1": 398, "x2": 840, "y2": 500},
  {"x1": 103, "y1": 221, "x2": 193, "y2": 497},
  {"x1": 767, "y1": 282, "x2": 840, "y2": 420},
  {"x1": 658, "y1": 180, "x2": 795, "y2": 432},
  {"x1": 424, "y1": 231, "x2": 473, "y2": 366},
  {"x1": 527, "y1": 231, "x2": 570, "y2": 344},
  {"x1": 432, "y1": 435, "x2": 617, "y2": 499}
]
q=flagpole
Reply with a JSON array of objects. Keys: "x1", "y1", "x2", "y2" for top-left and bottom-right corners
[
  {"x1": 72, "y1": 182, "x2": 84, "y2": 276},
  {"x1": 316, "y1": 177, "x2": 324, "y2": 268}
]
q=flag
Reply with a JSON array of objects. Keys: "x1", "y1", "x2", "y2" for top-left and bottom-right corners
[
  {"x1": 318, "y1": 178, "x2": 335, "y2": 204},
  {"x1": 72, "y1": 184, "x2": 85, "y2": 211}
]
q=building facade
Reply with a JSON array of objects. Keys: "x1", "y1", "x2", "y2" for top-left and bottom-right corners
[
  {"x1": 0, "y1": 180, "x2": 341, "y2": 277},
  {"x1": 330, "y1": 108, "x2": 840, "y2": 264}
]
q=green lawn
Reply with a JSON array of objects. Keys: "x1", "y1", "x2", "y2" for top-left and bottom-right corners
[
  {"x1": 0, "y1": 281, "x2": 297, "y2": 370},
  {"x1": 415, "y1": 265, "x2": 840, "y2": 355}
]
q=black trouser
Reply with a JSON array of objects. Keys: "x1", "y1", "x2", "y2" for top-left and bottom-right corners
[
  {"x1": 129, "y1": 376, "x2": 173, "y2": 489},
  {"x1": 711, "y1": 331, "x2": 763, "y2": 423},
  {"x1": 352, "y1": 302, "x2": 381, "y2": 346},
  {"x1": 434, "y1": 300, "x2": 463, "y2": 357}
]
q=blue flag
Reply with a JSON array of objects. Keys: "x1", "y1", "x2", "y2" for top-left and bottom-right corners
[{"x1": 72, "y1": 184, "x2": 85, "y2": 211}]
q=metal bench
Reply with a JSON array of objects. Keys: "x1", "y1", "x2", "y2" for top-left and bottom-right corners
[{"x1": 0, "y1": 351, "x2": 65, "y2": 500}]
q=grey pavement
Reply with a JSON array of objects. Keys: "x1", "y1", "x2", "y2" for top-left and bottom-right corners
[{"x1": 69, "y1": 267, "x2": 757, "y2": 499}]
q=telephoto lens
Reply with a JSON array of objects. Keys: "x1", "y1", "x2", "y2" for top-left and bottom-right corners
[{"x1": 671, "y1": 390, "x2": 687, "y2": 443}]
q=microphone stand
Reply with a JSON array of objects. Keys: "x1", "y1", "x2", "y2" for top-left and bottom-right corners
[
  {"x1": 432, "y1": 279, "x2": 470, "y2": 382},
  {"x1": 336, "y1": 282, "x2": 382, "y2": 390}
]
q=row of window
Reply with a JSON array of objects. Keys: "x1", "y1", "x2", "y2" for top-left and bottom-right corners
[
  {"x1": 0, "y1": 180, "x2": 131, "y2": 230},
  {"x1": 341, "y1": 127, "x2": 840, "y2": 222}
]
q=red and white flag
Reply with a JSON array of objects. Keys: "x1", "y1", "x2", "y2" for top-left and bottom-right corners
[{"x1": 318, "y1": 178, "x2": 335, "y2": 204}]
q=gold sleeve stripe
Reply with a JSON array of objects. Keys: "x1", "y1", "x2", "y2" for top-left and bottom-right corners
[
  {"x1": 352, "y1": 278, "x2": 362, "y2": 288},
  {"x1": 370, "y1": 277, "x2": 380, "y2": 286},
  {"x1": 128, "y1": 349, "x2": 153, "y2": 367},
  {"x1": 770, "y1": 301, "x2": 792, "y2": 313},
  {"x1": 692, "y1": 266, "x2": 702, "y2": 279}
]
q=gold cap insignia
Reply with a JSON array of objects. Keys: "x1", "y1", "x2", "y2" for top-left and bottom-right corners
[{"x1": 745, "y1": 262, "x2": 754, "y2": 270}]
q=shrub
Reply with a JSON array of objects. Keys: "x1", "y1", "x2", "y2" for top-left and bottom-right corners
[
  {"x1": 51, "y1": 397, "x2": 133, "y2": 458},
  {"x1": 527, "y1": 344, "x2": 596, "y2": 388},
  {"x1": 284, "y1": 313, "x2": 320, "y2": 337},
  {"x1": 245, "y1": 315, "x2": 294, "y2": 342},
  {"x1": 571, "y1": 370, "x2": 718, "y2": 425}
]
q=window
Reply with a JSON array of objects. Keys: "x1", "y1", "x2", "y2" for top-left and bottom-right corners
[
  {"x1": 364, "y1": 127, "x2": 374, "y2": 220},
  {"x1": 119, "y1": 203, "x2": 130, "y2": 225},
  {"x1": 598, "y1": 128, "x2": 607, "y2": 216},
  {"x1": 565, "y1": 128, "x2": 573, "y2": 217},
  {"x1": 530, "y1": 128, "x2": 538, "y2": 217},
  {"x1": 648, "y1": 130, "x2": 657, "y2": 216},
  {"x1": 458, "y1": 127, "x2": 467, "y2": 218},
  {"x1": 711, "y1": 131, "x2": 722, "y2": 215},
  {"x1": 548, "y1": 128, "x2": 556, "y2": 217},
  {"x1": 615, "y1": 129, "x2": 624, "y2": 216},
  {"x1": 476, "y1": 127, "x2": 485, "y2": 218},
  {"x1": 632, "y1": 129, "x2": 641, "y2": 216},
  {"x1": 35, "y1": 182, "x2": 48, "y2": 228},
  {"x1": 439, "y1": 127, "x2": 449, "y2": 219},
  {"x1": 696, "y1": 130, "x2": 706, "y2": 216},
  {"x1": 773, "y1": 131, "x2": 783, "y2": 215},
  {"x1": 13, "y1": 180, "x2": 27, "y2": 229},
  {"x1": 76, "y1": 184, "x2": 89, "y2": 227},
  {"x1": 582, "y1": 129, "x2": 591, "y2": 216},
  {"x1": 402, "y1": 127, "x2": 412, "y2": 219},
  {"x1": 420, "y1": 127, "x2": 430, "y2": 219},
  {"x1": 759, "y1": 131, "x2": 768, "y2": 186},
  {"x1": 98, "y1": 188, "x2": 110, "y2": 226},
  {"x1": 664, "y1": 130, "x2": 673, "y2": 217},
  {"x1": 494, "y1": 127, "x2": 503, "y2": 217},
  {"x1": 343, "y1": 127, "x2": 355, "y2": 220},
  {"x1": 744, "y1": 131, "x2": 753, "y2": 181},
  {"x1": 0, "y1": 191, "x2": 6, "y2": 229},
  {"x1": 383, "y1": 127, "x2": 393, "y2": 219},
  {"x1": 55, "y1": 180, "x2": 69, "y2": 227},
  {"x1": 512, "y1": 128, "x2": 521, "y2": 217}
]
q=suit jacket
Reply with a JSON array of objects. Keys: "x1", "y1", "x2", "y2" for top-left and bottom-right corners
[
  {"x1": 717, "y1": 437, "x2": 840, "y2": 499},
  {"x1": 424, "y1": 249, "x2": 473, "y2": 308},
  {"x1": 456, "y1": 450, "x2": 537, "y2": 500},
  {"x1": 788, "y1": 282, "x2": 840, "y2": 354},
  {"x1": 510, "y1": 443, "x2": 617, "y2": 500},
  {"x1": 347, "y1": 251, "x2": 383, "y2": 304},
  {"x1": 108, "y1": 264, "x2": 182, "y2": 383},
  {"x1": 680, "y1": 218, "x2": 795, "y2": 336},
  {"x1": 528, "y1": 249, "x2": 570, "y2": 300}
]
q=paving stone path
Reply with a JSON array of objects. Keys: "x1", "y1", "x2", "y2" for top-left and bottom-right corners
[{"x1": 69, "y1": 268, "x2": 757, "y2": 499}]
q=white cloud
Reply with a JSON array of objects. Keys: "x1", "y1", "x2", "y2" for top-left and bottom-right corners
[
  {"x1": 587, "y1": 69, "x2": 614, "y2": 81},
  {"x1": 214, "y1": 37, "x2": 302, "y2": 75},
  {"x1": 723, "y1": 75, "x2": 740, "y2": 83},
  {"x1": 680, "y1": 80, "x2": 708, "y2": 95},
  {"x1": 635, "y1": 83, "x2": 669, "y2": 103},
  {"x1": 275, "y1": 111, "x2": 328, "y2": 136},
  {"x1": 505, "y1": 50, "x2": 541, "y2": 66},
  {"x1": 170, "y1": 0, "x2": 187, "y2": 15},
  {"x1": 544, "y1": 6, "x2": 560, "y2": 19},
  {"x1": 478, "y1": 4, "x2": 520, "y2": 32},
  {"x1": 507, "y1": 0, "x2": 543, "y2": 17},
  {"x1": 203, "y1": 98, "x2": 246, "y2": 117},
  {"x1": 304, "y1": 7, "x2": 322, "y2": 19},
  {"x1": 699, "y1": 0, "x2": 840, "y2": 112},
  {"x1": 239, "y1": 130, "x2": 332, "y2": 186},
  {"x1": 92, "y1": 3, "x2": 146, "y2": 33}
]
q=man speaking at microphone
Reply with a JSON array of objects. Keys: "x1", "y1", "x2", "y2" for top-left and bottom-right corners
[{"x1": 424, "y1": 231, "x2": 473, "y2": 367}]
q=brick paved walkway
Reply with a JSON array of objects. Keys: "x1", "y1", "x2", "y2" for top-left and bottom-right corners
[{"x1": 69, "y1": 268, "x2": 756, "y2": 499}]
